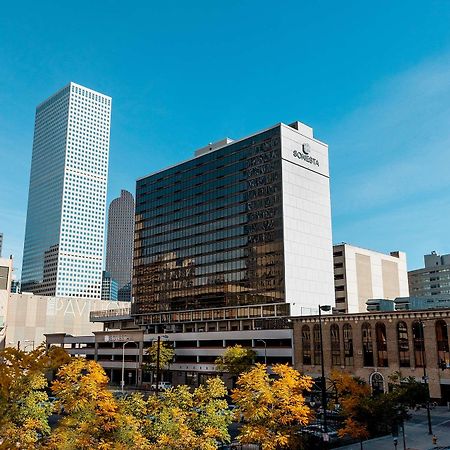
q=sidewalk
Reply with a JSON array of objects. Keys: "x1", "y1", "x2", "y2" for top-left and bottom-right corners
[{"x1": 337, "y1": 406, "x2": 450, "y2": 450}]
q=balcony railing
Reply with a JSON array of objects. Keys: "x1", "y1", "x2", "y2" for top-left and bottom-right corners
[{"x1": 90, "y1": 308, "x2": 131, "y2": 321}]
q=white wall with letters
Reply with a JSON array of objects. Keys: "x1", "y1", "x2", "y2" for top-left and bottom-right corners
[{"x1": 280, "y1": 124, "x2": 334, "y2": 315}]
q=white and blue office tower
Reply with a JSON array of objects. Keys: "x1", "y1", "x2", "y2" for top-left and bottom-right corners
[{"x1": 22, "y1": 82, "x2": 112, "y2": 299}]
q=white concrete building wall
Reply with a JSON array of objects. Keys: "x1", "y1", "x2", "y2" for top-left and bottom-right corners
[
  {"x1": 0, "y1": 293, "x2": 129, "y2": 349},
  {"x1": 280, "y1": 124, "x2": 334, "y2": 315},
  {"x1": 342, "y1": 244, "x2": 409, "y2": 313}
]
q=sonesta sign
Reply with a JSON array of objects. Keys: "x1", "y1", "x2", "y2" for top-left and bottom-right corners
[{"x1": 293, "y1": 143, "x2": 319, "y2": 167}]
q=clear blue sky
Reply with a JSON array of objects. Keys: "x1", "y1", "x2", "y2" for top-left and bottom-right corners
[{"x1": 1, "y1": 1, "x2": 450, "y2": 277}]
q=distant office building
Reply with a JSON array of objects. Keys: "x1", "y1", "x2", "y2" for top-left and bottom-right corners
[
  {"x1": 101, "y1": 271, "x2": 118, "y2": 301},
  {"x1": 367, "y1": 296, "x2": 450, "y2": 312},
  {"x1": 333, "y1": 243, "x2": 409, "y2": 313},
  {"x1": 10, "y1": 280, "x2": 21, "y2": 294},
  {"x1": 408, "y1": 251, "x2": 450, "y2": 301},
  {"x1": 105, "y1": 190, "x2": 134, "y2": 301},
  {"x1": 0, "y1": 233, "x2": 3, "y2": 257},
  {"x1": 133, "y1": 121, "x2": 334, "y2": 319},
  {"x1": 21, "y1": 82, "x2": 112, "y2": 298}
]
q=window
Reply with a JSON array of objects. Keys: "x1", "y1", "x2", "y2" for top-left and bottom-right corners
[
  {"x1": 313, "y1": 324, "x2": 321, "y2": 365},
  {"x1": 412, "y1": 321, "x2": 425, "y2": 367},
  {"x1": 436, "y1": 320, "x2": 449, "y2": 368},
  {"x1": 397, "y1": 321, "x2": 410, "y2": 367},
  {"x1": 362, "y1": 323, "x2": 374, "y2": 366},
  {"x1": 302, "y1": 325, "x2": 311, "y2": 365},
  {"x1": 330, "y1": 324, "x2": 341, "y2": 366},
  {"x1": 343, "y1": 323, "x2": 353, "y2": 366},
  {"x1": 375, "y1": 323, "x2": 388, "y2": 367}
]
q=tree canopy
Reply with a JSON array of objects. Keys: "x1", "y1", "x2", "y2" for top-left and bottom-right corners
[
  {"x1": 215, "y1": 344, "x2": 256, "y2": 378},
  {"x1": 232, "y1": 363, "x2": 313, "y2": 450}
]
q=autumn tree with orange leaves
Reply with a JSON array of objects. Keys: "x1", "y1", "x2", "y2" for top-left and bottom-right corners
[{"x1": 232, "y1": 363, "x2": 313, "y2": 450}]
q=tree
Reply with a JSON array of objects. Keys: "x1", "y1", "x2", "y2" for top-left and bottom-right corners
[
  {"x1": 232, "y1": 363, "x2": 313, "y2": 450},
  {"x1": 330, "y1": 371, "x2": 371, "y2": 444},
  {"x1": 44, "y1": 358, "x2": 149, "y2": 450},
  {"x1": 215, "y1": 345, "x2": 256, "y2": 384},
  {"x1": 123, "y1": 377, "x2": 232, "y2": 450},
  {"x1": 0, "y1": 345, "x2": 70, "y2": 449},
  {"x1": 144, "y1": 340, "x2": 175, "y2": 384}
]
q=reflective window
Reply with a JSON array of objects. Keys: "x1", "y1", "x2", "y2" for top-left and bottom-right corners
[
  {"x1": 302, "y1": 325, "x2": 311, "y2": 365},
  {"x1": 362, "y1": 323, "x2": 374, "y2": 367},
  {"x1": 412, "y1": 321, "x2": 425, "y2": 367},
  {"x1": 436, "y1": 320, "x2": 449, "y2": 368},
  {"x1": 375, "y1": 323, "x2": 388, "y2": 367},
  {"x1": 343, "y1": 323, "x2": 353, "y2": 366},
  {"x1": 133, "y1": 128, "x2": 285, "y2": 316},
  {"x1": 330, "y1": 324, "x2": 341, "y2": 366},
  {"x1": 397, "y1": 321, "x2": 410, "y2": 367}
]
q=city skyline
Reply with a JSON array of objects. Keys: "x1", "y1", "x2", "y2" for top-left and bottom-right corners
[{"x1": 1, "y1": 2, "x2": 450, "y2": 275}]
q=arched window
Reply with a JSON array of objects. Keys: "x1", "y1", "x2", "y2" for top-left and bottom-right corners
[
  {"x1": 412, "y1": 321, "x2": 425, "y2": 367},
  {"x1": 436, "y1": 320, "x2": 449, "y2": 368},
  {"x1": 302, "y1": 325, "x2": 312, "y2": 365},
  {"x1": 313, "y1": 324, "x2": 321, "y2": 365},
  {"x1": 330, "y1": 324, "x2": 341, "y2": 366},
  {"x1": 343, "y1": 323, "x2": 353, "y2": 366},
  {"x1": 375, "y1": 323, "x2": 388, "y2": 367},
  {"x1": 397, "y1": 321, "x2": 410, "y2": 367},
  {"x1": 362, "y1": 323, "x2": 374, "y2": 367},
  {"x1": 370, "y1": 372, "x2": 385, "y2": 396}
]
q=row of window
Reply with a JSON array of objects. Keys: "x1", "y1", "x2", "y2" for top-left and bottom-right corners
[{"x1": 301, "y1": 320, "x2": 449, "y2": 368}]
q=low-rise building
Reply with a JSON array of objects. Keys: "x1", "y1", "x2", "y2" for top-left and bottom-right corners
[
  {"x1": 45, "y1": 304, "x2": 450, "y2": 402},
  {"x1": 293, "y1": 309, "x2": 450, "y2": 400}
]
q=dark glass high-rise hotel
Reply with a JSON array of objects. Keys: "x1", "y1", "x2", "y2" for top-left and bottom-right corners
[{"x1": 133, "y1": 122, "x2": 334, "y2": 322}]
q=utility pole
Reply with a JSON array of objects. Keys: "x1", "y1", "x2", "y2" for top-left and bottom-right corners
[{"x1": 419, "y1": 321, "x2": 433, "y2": 435}]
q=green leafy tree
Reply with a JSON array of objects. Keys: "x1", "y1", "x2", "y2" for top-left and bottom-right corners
[
  {"x1": 215, "y1": 345, "x2": 256, "y2": 385},
  {"x1": 123, "y1": 377, "x2": 232, "y2": 450},
  {"x1": 0, "y1": 345, "x2": 70, "y2": 449},
  {"x1": 144, "y1": 341, "x2": 175, "y2": 384},
  {"x1": 232, "y1": 363, "x2": 313, "y2": 450}
]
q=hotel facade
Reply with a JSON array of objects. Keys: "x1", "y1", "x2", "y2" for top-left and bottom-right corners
[{"x1": 133, "y1": 121, "x2": 334, "y2": 322}]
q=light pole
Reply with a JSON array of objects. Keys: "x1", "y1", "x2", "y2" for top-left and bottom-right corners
[
  {"x1": 154, "y1": 335, "x2": 169, "y2": 395},
  {"x1": 121, "y1": 341, "x2": 138, "y2": 393},
  {"x1": 256, "y1": 339, "x2": 267, "y2": 365},
  {"x1": 419, "y1": 320, "x2": 433, "y2": 435},
  {"x1": 318, "y1": 304, "x2": 331, "y2": 446}
]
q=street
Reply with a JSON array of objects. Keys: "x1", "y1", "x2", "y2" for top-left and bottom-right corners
[{"x1": 338, "y1": 406, "x2": 450, "y2": 450}]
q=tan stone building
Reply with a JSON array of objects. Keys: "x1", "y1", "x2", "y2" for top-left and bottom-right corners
[
  {"x1": 293, "y1": 309, "x2": 450, "y2": 401},
  {"x1": 333, "y1": 243, "x2": 409, "y2": 313}
]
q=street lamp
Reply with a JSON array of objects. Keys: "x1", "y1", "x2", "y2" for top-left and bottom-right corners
[
  {"x1": 256, "y1": 339, "x2": 267, "y2": 365},
  {"x1": 419, "y1": 320, "x2": 433, "y2": 435},
  {"x1": 318, "y1": 304, "x2": 332, "y2": 446},
  {"x1": 154, "y1": 335, "x2": 169, "y2": 395},
  {"x1": 121, "y1": 341, "x2": 138, "y2": 393}
]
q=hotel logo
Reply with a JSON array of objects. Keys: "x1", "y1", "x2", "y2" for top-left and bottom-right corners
[{"x1": 293, "y1": 144, "x2": 319, "y2": 167}]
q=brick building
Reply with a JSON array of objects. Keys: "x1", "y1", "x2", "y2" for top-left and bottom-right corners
[{"x1": 293, "y1": 309, "x2": 450, "y2": 401}]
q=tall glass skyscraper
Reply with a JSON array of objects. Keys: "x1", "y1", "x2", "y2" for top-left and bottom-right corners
[
  {"x1": 21, "y1": 82, "x2": 112, "y2": 299},
  {"x1": 105, "y1": 190, "x2": 135, "y2": 301},
  {"x1": 133, "y1": 121, "x2": 334, "y2": 321}
]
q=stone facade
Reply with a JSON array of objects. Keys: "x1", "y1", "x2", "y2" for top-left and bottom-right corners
[{"x1": 293, "y1": 309, "x2": 450, "y2": 400}]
